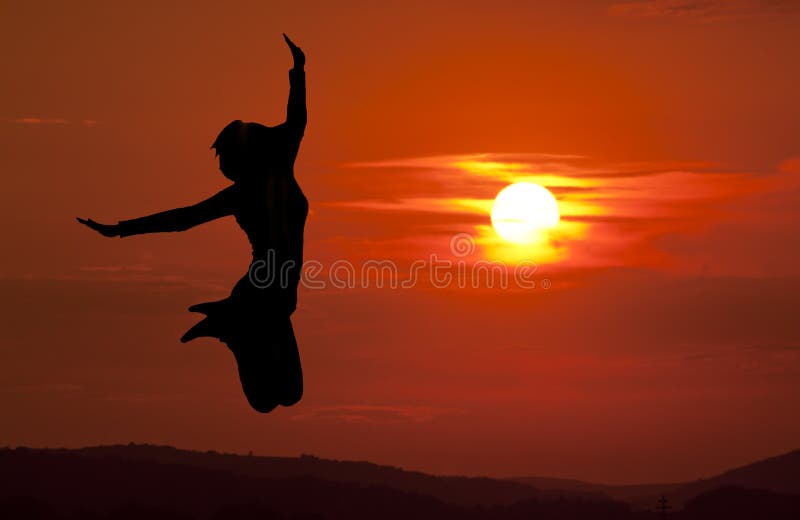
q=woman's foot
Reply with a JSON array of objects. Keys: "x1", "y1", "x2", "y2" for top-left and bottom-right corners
[
  {"x1": 181, "y1": 317, "x2": 220, "y2": 343},
  {"x1": 188, "y1": 299, "x2": 228, "y2": 315}
]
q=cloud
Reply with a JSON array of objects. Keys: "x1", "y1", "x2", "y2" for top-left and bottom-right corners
[
  {"x1": 99, "y1": 392, "x2": 190, "y2": 404},
  {"x1": 3, "y1": 117, "x2": 100, "y2": 126},
  {"x1": 746, "y1": 343, "x2": 800, "y2": 353},
  {"x1": 290, "y1": 404, "x2": 463, "y2": 424},
  {"x1": 0, "y1": 383, "x2": 84, "y2": 394},
  {"x1": 8, "y1": 117, "x2": 68, "y2": 125},
  {"x1": 343, "y1": 153, "x2": 723, "y2": 184},
  {"x1": 777, "y1": 157, "x2": 800, "y2": 174},
  {"x1": 79, "y1": 263, "x2": 154, "y2": 274},
  {"x1": 321, "y1": 151, "x2": 773, "y2": 272},
  {"x1": 608, "y1": 0, "x2": 800, "y2": 20}
]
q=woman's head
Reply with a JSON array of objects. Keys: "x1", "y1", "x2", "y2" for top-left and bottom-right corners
[
  {"x1": 211, "y1": 120, "x2": 246, "y2": 182},
  {"x1": 211, "y1": 120, "x2": 283, "y2": 182}
]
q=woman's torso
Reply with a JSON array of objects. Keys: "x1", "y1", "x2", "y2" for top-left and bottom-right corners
[{"x1": 234, "y1": 175, "x2": 308, "y2": 290}]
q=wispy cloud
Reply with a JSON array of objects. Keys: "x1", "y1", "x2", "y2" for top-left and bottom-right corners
[
  {"x1": 746, "y1": 343, "x2": 800, "y2": 353},
  {"x1": 324, "y1": 152, "x2": 774, "y2": 269},
  {"x1": 0, "y1": 383, "x2": 84, "y2": 394},
  {"x1": 5, "y1": 269, "x2": 229, "y2": 293},
  {"x1": 608, "y1": 0, "x2": 800, "y2": 20},
  {"x1": 3, "y1": 117, "x2": 100, "y2": 126},
  {"x1": 290, "y1": 404, "x2": 463, "y2": 424},
  {"x1": 9, "y1": 117, "x2": 68, "y2": 125},
  {"x1": 99, "y1": 392, "x2": 190, "y2": 404},
  {"x1": 79, "y1": 263, "x2": 154, "y2": 273}
]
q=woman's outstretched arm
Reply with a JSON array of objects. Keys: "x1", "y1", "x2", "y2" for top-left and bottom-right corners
[
  {"x1": 77, "y1": 186, "x2": 236, "y2": 238},
  {"x1": 283, "y1": 33, "x2": 306, "y2": 139}
]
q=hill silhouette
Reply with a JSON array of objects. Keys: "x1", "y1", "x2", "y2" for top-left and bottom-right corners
[
  {"x1": 662, "y1": 449, "x2": 800, "y2": 507},
  {"x1": 0, "y1": 446, "x2": 624, "y2": 520},
  {"x1": 509, "y1": 476, "x2": 682, "y2": 507},
  {"x1": 41, "y1": 444, "x2": 550, "y2": 507},
  {"x1": 1, "y1": 445, "x2": 799, "y2": 519},
  {"x1": 681, "y1": 486, "x2": 800, "y2": 519},
  {"x1": 513, "y1": 449, "x2": 800, "y2": 509}
]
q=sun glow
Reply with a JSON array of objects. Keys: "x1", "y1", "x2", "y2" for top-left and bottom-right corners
[{"x1": 491, "y1": 182, "x2": 560, "y2": 244}]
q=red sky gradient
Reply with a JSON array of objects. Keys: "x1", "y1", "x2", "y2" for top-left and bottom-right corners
[{"x1": 2, "y1": 1, "x2": 800, "y2": 484}]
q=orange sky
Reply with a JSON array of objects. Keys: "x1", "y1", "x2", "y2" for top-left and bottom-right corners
[{"x1": 2, "y1": 0, "x2": 800, "y2": 483}]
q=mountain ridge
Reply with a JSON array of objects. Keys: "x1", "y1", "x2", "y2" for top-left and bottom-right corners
[
  {"x1": 2, "y1": 444, "x2": 798, "y2": 511},
  {"x1": 512, "y1": 448, "x2": 800, "y2": 508},
  {"x1": 2, "y1": 445, "x2": 799, "y2": 519}
]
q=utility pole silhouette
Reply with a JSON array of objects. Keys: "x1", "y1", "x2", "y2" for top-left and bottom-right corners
[{"x1": 656, "y1": 495, "x2": 671, "y2": 518}]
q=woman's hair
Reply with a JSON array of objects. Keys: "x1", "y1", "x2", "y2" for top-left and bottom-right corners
[
  {"x1": 211, "y1": 120, "x2": 279, "y2": 182},
  {"x1": 211, "y1": 119, "x2": 245, "y2": 159}
]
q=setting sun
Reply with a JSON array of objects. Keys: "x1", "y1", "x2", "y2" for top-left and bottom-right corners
[{"x1": 491, "y1": 182, "x2": 560, "y2": 244}]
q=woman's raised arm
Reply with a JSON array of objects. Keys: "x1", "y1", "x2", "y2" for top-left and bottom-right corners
[{"x1": 283, "y1": 33, "x2": 307, "y2": 139}]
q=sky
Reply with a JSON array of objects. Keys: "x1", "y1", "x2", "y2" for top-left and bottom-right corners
[{"x1": 1, "y1": 0, "x2": 799, "y2": 484}]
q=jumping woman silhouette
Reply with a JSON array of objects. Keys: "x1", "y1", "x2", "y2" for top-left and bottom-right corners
[{"x1": 77, "y1": 34, "x2": 308, "y2": 413}]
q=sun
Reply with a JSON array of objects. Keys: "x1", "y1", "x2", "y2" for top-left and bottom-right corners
[{"x1": 491, "y1": 182, "x2": 560, "y2": 244}]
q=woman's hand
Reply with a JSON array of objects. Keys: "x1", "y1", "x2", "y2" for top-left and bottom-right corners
[
  {"x1": 76, "y1": 217, "x2": 120, "y2": 238},
  {"x1": 283, "y1": 33, "x2": 305, "y2": 68}
]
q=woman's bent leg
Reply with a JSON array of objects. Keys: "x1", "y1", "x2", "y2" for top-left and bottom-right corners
[
  {"x1": 227, "y1": 315, "x2": 302, "y2": 413},
  {"x1": 277, "y1": 318, "x2": 303, "y2": 407}
]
